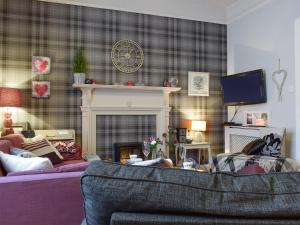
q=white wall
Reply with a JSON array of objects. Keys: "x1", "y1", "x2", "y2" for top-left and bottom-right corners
[
  {"x1": 227, "y1": 0, "x2": 300, "y2": 160},
  {"x1": 40, "y1": 0, "x2": 233, "y2": 24},
  {"x1": 295, "y1": 19, "x2": 300, "y2": 161}
]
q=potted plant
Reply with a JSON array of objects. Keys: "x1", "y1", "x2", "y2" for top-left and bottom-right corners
[{"x1": 73, "y1": 47, "x2": 88, "y2": 84}]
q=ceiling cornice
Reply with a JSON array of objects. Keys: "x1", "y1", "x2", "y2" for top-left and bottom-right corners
[
  {"x1": 38, "y1": 0, "x2": 229, "y2": 24},
  {"x1": 226, "y1": 0, "x2": 273, "y2": 24}
]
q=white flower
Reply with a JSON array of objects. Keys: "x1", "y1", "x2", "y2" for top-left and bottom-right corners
[{"x1": 150, "y1": 140, "x2": 156, "y2": 145}]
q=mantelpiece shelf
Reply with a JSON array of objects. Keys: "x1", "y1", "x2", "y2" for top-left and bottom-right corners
[{"x1": 72, "y1": 84, "x2": 181, "y2": 93}]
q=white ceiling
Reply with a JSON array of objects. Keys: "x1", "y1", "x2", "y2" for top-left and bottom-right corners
[
  {"x1": 39, "y1": 0, "x2": 269, "y2": 24},
  {"x1": 209, "y1": 0, "x2": 238, "y2": 8}
]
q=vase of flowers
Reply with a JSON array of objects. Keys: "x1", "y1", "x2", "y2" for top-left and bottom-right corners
[{"x1": 149, "y1": 136, "x2": 161, "y2": 159}]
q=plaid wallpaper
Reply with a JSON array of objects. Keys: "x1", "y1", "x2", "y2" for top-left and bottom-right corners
[{"x1": 0, "y1": 0, "x2": 227, "y2": 155}]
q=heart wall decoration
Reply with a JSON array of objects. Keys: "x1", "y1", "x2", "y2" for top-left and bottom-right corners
[
  {"x1": 32, "y1": 81, "x2": 50, "y2": 98},
  {"x1": 32, "y1": 56, "x2": 51, "y2": 75},
  {"x1": 272, "y1": 59, "x2": 287, "y2": 102}
]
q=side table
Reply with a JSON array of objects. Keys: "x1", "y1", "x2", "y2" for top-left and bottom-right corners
[{"x1": 175, "y1": 142, "x2": 212, "y2": 167}]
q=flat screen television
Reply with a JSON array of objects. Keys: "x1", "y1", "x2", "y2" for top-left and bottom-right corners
[{"x1": 220, "y1": 69, "x2": 267, "y2": 106}]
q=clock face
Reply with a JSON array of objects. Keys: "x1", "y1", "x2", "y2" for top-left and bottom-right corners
[{"x1": 111, "y1": 40, "x2": 144, "y2": 73}]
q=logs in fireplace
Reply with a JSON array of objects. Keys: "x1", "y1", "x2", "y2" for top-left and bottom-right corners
[{"x1": 113, "y1": 142, "x2": 144, "y2": 164}]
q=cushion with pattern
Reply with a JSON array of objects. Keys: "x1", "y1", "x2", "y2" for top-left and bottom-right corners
[
  {"x1": 22, "y1": 139, "x2": 63, "y2": 164},
  {"x1": 50, "y1": 140, "x2": 82, "y2": 161},
  {"x1": 261, "y1": 133, "x2": 282, "y2": 157}
]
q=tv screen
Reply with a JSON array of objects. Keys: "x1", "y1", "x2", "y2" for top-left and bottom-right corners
[{"x1": 220, "y1": 69, "x2": 267, "y2": 105}]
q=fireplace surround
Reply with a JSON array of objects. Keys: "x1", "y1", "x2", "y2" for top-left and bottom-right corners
[{"x1": 73, "y1": 84, "x2": 181, "y2": 157}]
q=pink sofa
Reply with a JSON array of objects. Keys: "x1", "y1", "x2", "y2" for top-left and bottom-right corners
[{"x1": 0, "y1": 134, "x2": 88, "y2": 225}]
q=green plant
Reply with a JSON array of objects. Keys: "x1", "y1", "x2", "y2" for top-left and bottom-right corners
[
  {"x1": 73, "y1": 47, "x2": 88, "y2": 74},
  {"x1": 163, "y1": 127, "x2": 178, "y2": 163}
]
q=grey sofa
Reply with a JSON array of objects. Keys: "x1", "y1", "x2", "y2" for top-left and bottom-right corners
[{"x1": 81, "y1": 161, "x2": 300, "y2": 225}]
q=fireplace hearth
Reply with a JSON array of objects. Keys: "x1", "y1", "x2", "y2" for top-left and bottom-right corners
[{"x1": 113, "y1": 142, "x2": 143, "y2": 164}]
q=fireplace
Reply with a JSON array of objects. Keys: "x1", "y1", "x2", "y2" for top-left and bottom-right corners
[
  {"x1": 96, "y1": 114, "x2": 156, "y2": 160},
  {"x1": 113, "y1": 142, "x2": 143, "y2": 164},
  {"x1": 73, "y1": 84, "x2": 181, "y2": 157}
]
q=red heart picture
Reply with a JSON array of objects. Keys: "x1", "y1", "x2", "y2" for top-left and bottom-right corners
[
  {"x1": 34, "y1": 59, "x2": 48, "y2": 72},
  {"x1": 32, "y1": 81, "x2": 50, "y2": 98},
  {"x1": 34, "y1": 84, "x2": 48, "y2": 96},
  {"x1": 32, "y1": 56, "x2": 50, "y2": 75}
]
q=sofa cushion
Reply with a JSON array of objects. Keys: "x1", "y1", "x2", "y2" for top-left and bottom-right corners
[
  {"x1": 0, "y1": 152, "x2": 53, "y2": 173},
  {"x1": 50, "y1": 140, "x2": 82, "y2": 161},
  {"x1": 10, "y1": 147, "x2": 37, "y2": 158},
  {"x1": 261, "y1": 133, "x2": 282, "y2": 157},
  {"x1": 81, "y1": 161, "x2": 300, "y2": 225},
  {"x1": 0, "y1": 140, "x2": 13, "y2": 154},
  {"x1": 0, "y1": 140, "x2": 13, "y2": 176},
  {"x1": 7, "y1": 161, "x2": 89, "y2": 176},
  {"x1": 54, "y1": 159, "x2": 85, "y2": 167},
  {"x1": 237, "y1": 163, "x2": 266, "y2": 175},
  {"x1": 242, "y1": 139, "x2": 266, "y2": 155},
  {"x1": 212, "y1": 153, "x2": 300, "y2": 173},
  {"x1": 0, "y1": 133, "x2": 24, "y2": 148},
  {"x1": 22, "y1": 138, "x2": 63, "y2": 164},
  {"x1": 110, "y1": 212, "x2": 300, "y2": 225}
]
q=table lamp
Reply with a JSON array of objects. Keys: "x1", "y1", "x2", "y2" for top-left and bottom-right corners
[
  {"x1": 191, "y1": 120, "x2": 206, "y2": 142},
  {"x1": 0, "y1": 87, "x2": 22, "y2": 136}
]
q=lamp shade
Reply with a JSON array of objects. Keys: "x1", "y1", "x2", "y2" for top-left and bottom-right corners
[
  {"x1": 0, "y1": 87, "x2": 22, "y2": 107},
  {"x1": 191, "y1": 120, "x2": 206, "y2": 131}
]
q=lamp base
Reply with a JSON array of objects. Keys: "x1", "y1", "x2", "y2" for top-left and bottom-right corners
[
  {"x1": 1, "y1": 128, "x2": 14, "y2": 137},
  {"x1": 194, "y1": 131, "x2": 204, "y2": 143},
  {"x1": 2, "y1": 111, "x2": 14, "y2": 136}
]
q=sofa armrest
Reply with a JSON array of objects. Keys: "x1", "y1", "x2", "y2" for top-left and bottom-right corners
[{"x1": 0, "y1": 172, "x2": 84, "y2": 225}]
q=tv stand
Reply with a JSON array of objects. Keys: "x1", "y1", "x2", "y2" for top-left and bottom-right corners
[{"x1": 223, "y1": 122, "x2": 242, "y2": 126}]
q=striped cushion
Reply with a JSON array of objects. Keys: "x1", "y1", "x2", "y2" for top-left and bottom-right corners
[{"x1": 22, "y1": 139, "x2": 63, "y2": 164}]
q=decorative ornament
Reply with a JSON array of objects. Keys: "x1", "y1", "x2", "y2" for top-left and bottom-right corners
[
  {"x1": 32, "y1": 81, "x2": 50, "y2": 98},
  {"x1": 32, "y1": 56, "x2": 51, "y2": 75},
  {"x1": 111, "y1": 40, "x2": 144, "y2": 73},
  {"x1": 272, "y1": 58, "x2": 287, "y2": 102}
]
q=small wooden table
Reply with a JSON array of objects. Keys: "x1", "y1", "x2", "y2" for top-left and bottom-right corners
[{"x1": 175, "y1": 142, "x2": 212, "y2": 167}]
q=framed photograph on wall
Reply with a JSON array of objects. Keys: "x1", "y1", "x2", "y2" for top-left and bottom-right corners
[
  {"x1": 188, "y1": 72, "x2": 210, "y2": 96},
  {"x1": 244, "y1": 112, "x2": 269, "y2": 126}
]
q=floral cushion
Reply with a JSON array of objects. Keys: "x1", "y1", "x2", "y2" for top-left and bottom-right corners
[{"x1": 50, "y1": 140, "x2": 82, "y2": 161}]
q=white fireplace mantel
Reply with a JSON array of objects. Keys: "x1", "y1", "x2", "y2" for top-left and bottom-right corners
[{"x1": 73, "y1": 84, "x2": 181, "y2": 156}]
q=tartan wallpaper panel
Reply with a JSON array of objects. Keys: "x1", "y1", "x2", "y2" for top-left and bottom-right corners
[{"x1": 0, "y1": 0, "x2": 227, "y2": 154}]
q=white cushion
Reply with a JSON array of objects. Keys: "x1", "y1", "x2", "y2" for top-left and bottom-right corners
[{"x1": 0, "y1": 152, "x2": 53, "y2": 173}]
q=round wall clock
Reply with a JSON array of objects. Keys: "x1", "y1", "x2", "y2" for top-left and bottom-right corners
[{"x1": 111, "y1": 40, "x2": 144, "y2": 73}]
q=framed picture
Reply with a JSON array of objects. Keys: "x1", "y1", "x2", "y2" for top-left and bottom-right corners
[
  {"x1": 244, "y1": 112, "x2": 269, "y2": 126},
  {"x1": 32, "y1": 56, "x2": 51, "y2": 75},
  {"x1": 32, "y1": 81, "x2": 50, "y2": 98},
  {"x1": 188, "y1": 72, "x2": 209, "y2": 96}
]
